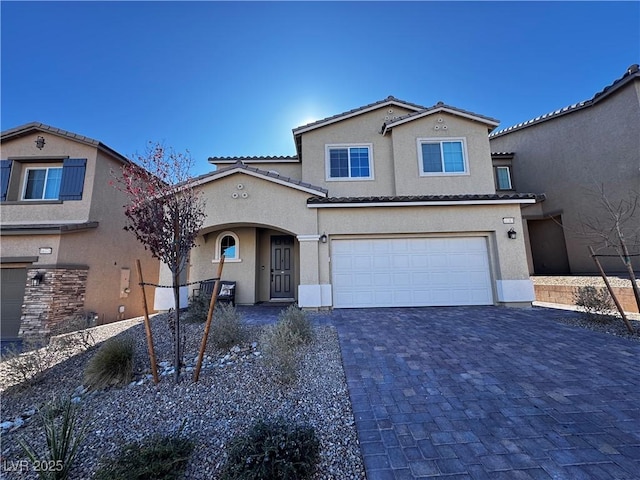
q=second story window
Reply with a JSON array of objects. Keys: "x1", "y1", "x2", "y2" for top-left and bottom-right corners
[
  {"x1": 418, "y1": 139, "x2": 468, "y2": 175},
  {"x1": 23, "y1": 167, "x2": 63, "y2": 200},
  {"x1": 326, "y1": 144, "x2": 373, "y2": 180},
  {"x1": 495, "y1": 166, "x2": 513, "y2": 190}
]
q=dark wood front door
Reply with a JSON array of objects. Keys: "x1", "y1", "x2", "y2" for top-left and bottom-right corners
[{"x1": 270, "y1": 235, "x2": 294, "y2": 299}]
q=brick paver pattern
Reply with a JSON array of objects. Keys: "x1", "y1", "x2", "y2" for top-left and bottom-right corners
[{"x1": 240, "y1": 305, "x2": 640, "y2": 479}]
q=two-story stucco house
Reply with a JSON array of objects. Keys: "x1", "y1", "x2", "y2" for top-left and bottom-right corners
[
  {"x1": 489, "y1": 64, "x2": 640, "y2": 275},
  {"x1": 1, "y1": 123, "x2": 159, "y2": 341},
  {"x1": 166, "y1": 97, "x2": 541, "y2": 309}
]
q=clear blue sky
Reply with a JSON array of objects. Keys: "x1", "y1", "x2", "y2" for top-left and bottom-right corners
[{"x1": 2, "y1": 1, "x2": 638, "y2": 176}]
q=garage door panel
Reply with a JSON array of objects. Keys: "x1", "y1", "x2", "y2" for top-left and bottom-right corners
[{"x1": 332, "y1": 237, "x2": 493, "y2": 308}]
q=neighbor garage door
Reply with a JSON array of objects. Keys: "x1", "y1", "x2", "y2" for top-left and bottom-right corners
[
  {"x1": 332, "y1": 237, "x2": 493, "y2": 308},
  {"x1": 1, "y1": 268, "x2": 27, "y2": 340}
]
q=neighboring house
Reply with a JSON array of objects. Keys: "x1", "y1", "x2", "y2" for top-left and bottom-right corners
[
  {"x1": 0, "y1": 123, "x2": 159, "y2": 341},
  {"x1": 490, "y1": 64, "x2": 640, "y2": 275},
  {"x1": 164, "y1": 97, "x2": 541, "y2": 309}
]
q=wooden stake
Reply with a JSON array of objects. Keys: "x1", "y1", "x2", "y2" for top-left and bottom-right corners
[
  {"x1": 193, "y1": 255, "x2": 225, "y2": 382},
  {"x1": 136, "y1": 259, "x2": 159, "y2": 384},
  {"x1": 589, "y1": 246, "x2": 634, "y2": 333}
]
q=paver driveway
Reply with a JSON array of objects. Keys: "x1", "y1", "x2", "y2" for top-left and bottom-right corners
[{"x1": 328, "y1": 306, "x2": 640, "y2": 480}]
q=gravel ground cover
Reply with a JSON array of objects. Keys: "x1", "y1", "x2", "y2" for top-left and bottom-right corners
[{"x1": 0, "y1": 313, "x2": 365, "y2": 480}]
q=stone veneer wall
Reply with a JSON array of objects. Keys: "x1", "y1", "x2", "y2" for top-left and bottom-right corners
[{"x1": 19, "y1": 267, "x2": 88, "y2": 338}]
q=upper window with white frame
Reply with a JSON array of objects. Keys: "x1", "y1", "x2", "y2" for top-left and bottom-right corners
[
  {"x1": 417, "y1": 138, "x2": 468, "y2": 176},
  {"x1": 23, "y1": 166, "x2": 63, "y2": 200},
  {"x1": 326, "y1": 144, "x2": 373, "y2": 180},
  {"x1": 494, "y1": 166, "x2": 513, "y2": 190}
]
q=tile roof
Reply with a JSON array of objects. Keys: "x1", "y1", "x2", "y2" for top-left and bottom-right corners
[
  {"x1": 291, "y1": 95, "x2": 425, "y2": 135},
  {"x1": 382, "y1": 101, "x2": 500, "y2": 134},
  {"x1": 190, "y1": 160, "x2": 328, "y2": 196},
  {"x1": 1, "y1": 122, "x2": 130, "y2": 164},
  {"x1": 0, "y1": 221, "x2": 99, "y2": 233},
  {"x1": 307, "y1": 193, "x2": 543, "y2": 205},
  {"x1": 208, "y1": 155, "x2": 298, "y2": 164},
  {"x1": 490, "y1": 64, "x2": 640, "y2": 138}
]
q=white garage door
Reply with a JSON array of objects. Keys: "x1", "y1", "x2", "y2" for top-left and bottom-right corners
[{"x1": 332, "y1": 237, "x2": 493, "y2": 308}]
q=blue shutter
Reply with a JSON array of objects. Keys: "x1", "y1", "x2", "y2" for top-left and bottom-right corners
[
  {"x1": 1, "y1": 160, "x2": 12, "y2": 201},
  {"x1": 59, "y1": 158, "x2": 87, "y2": 201}
]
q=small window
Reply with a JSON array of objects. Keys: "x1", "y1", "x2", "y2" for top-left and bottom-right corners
[
  {"x1": 23, "y1": 167, "x2": 63, "y2": 200},
  {"x1": 495, "y1": 166, "x2": 513, "y2": 190},
  {"x1": 216, "y1": 232, "x2": 240, "y2": 261},
  {"x1": 418, "y1": 139, "x2": 468, "y2": 175},
  {"x1": 326, "y1": 144, "x2": 373, "y2": 180}
]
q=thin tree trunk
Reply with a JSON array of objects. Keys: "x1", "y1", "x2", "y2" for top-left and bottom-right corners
[
  {"x1": 620, "y1": 239, "x2": 640, "y2": 314},
  {"x1": 173, "y1": 216, "x2": 181, "y2": 383},
  {"x1": 193, "y1": 255, "x2": 225, "y2": 382},
  {"x1": 589, "y1": 246, "x2": 634, "y2": 333}
]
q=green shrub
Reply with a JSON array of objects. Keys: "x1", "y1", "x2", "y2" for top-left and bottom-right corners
[
  {"x1": 94, "y1": 424, "x2": 194, "y2": 480},
  {"x1": 211, "y1": 303, "x2": 246, "y2": 350},
  {"x1": 185, "y1": 292, "x2": 211, "y2": 323},
  {"x1": 19, "y1": 395, "x2": 90, "y2": 480},
  {"x1": 220, "y1": 417, "x2": 320, "y2": 480},
  {"x1": 83, "y1": 336, "x2": 134, "y2": 390},
  {"x1": 574, "y1": 286, "x2": 616, "y2": 320},
  {"x1": 260, "y1": 305, "x2": 313, "y2": 384},
  {"x1": 277, "y1": 304, "x2": 313, "y2": 345}
]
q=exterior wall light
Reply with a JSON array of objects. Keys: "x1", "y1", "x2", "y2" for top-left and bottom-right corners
[
  {"x1": 31, "y1": 272, "x2": 44, "y2": 286},
  {"x1": 320, "y1": 233, "x2": 328, "y2": 243},
  {"x1": 507, "y1": 228, "x2": 517, "y2": 240}
]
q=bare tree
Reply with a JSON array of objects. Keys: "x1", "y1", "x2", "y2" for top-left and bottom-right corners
[
  {"x1": 113, "y1": 142, "x2": 205, "y2": 381},
  {"x1": 580, "y1": 185, "x2": 640, "y2": 313}
]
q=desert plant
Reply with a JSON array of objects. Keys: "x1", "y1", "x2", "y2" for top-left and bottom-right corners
[
  {"x1": 574, "y1": 285, "x2": 616, "y2": 320},
  {"x1": 184, "y1": 292, "x2": 211, "y2": 323},
  {"x1": 220, "y1": 417, "x2": 320, "y2": 480},
  {"x1": 210, "y1": 303, "x2": 246, "y2": 350},
  {"x1": 260, "y1": 305, "x2": 314, "y2": 384},
  {"x1": 2, "y1": 334, "x2": 56, "y2": 387},
  {"x1": 277, "y1": 304, "x2": 313, "y2": 345},
  {"x1": 19, "y1": 395, "x2": 90, "y2": 480},
  {"x1": 94, "y1": 423, "x2": 194, "y2": 480},
  {"x1": 83, "y1": 335, "x2": 134, "y2": 390},
  {"x1": 49, "y1": 312, "x2": 96, "y2": 351}
]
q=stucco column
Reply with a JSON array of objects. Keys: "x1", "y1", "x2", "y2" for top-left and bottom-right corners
[{"x1": 296, "y1": 235, "x2": 331, "y2": 308}]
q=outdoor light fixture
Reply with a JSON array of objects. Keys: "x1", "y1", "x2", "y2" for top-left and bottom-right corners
[
  {"x1": 31, "y1": 272, "x2": 44, "y2": 286},
  {"x1": 507, "y1": 228, "x2": 517, "y2": 240},
  {"x1": 35, "y1": 136, "x2": 46, "y2": 150},
  {"x1": 320, "y1": 233, "x2": 328, "y2": 243}
]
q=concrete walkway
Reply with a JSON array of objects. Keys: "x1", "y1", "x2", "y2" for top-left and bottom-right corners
[{"x1": 240, "y1": 305, "x2": 640, "y2": 479}]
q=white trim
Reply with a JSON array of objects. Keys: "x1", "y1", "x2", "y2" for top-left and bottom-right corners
[
  {"x1": 496, "y1": 280, "x2": 535, "y2": 303},
  {"x1": 215, "y1": 231, "x2": 240, "y2": 261},
  {"x1": 382, "y1": 106, "x2": 500, "y2": 135},
  {"x1": 190, "y1": 168, "x2": 327, "y2": 197},
  {"x1": 417, "y1": 137, "x2": 469, "y2": 177},
  {"x1": 293, "y1": 100, "x2": 422, "y2": 135},
  {"x1": 325, "y1": 143, "x2": 374, "y2": 181},
  {"x1": 308, "y1": 199, "x2": 537, "y2": 208},
  {"x1": 296, "y1": 234, "x2": 321, "y2": 242}
]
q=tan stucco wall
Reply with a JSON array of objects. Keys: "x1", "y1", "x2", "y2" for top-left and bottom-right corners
[
  {"x1": 489, "y1": 79, "x2": 640, "y2": 273},
  {"x1": 0, "y1": 134, "x2": 160, "y2": 324},
  {"x1": 1, "y1": 132, "x2": 96, "y2": 223},
  {"x1": 300, "y1": 106, "x2": 415, "y2": 196},
  {"x1": 390, "y1": 113, "x2": 497, "y2": 195}
]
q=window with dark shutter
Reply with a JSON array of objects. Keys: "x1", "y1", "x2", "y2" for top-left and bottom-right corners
[
  {"x1": 1, "y1": 160, "x2": 12, "y2": 201},
  {"x1": 59, "y1": 158, "x2": 87, "y2": 201}
]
